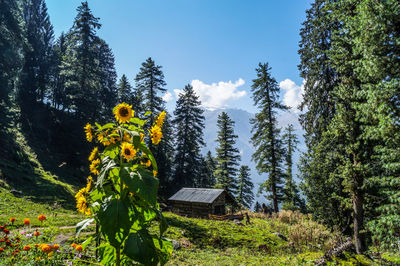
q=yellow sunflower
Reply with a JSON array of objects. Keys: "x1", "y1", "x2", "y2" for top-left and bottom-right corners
[
  {"x1": 153, "y1": 170, "x2": 158, "y2": 177},
  {"x1": 84, "y1": 123, "x2": 94, "y2": 142},
  {"x1": 114, "y1": 103, "x2": 134, "y2": 123},
  {"x1": 123, "y1": 132, "x2": 132, "y2": 142},
  {"x1": 85, "y1": 176, "x2": 93, "y2": 191},
  {"x1": 90, "y1": 158, "x2": 100, "y2": 175},
  {"x1": 75, "y1": 186, "x2": 91, "y2": 216},
  {"x1": 121, "y1": 142, "x2": 136, "y2": 161},
  {"x1": 110, "y1": 130, "x2": 119, "y2": 144},
  {"x1": 141, "y1": 159, "x2": 151, "y2": 168},
  {"x1": 155, "y1": 111, "x2": 167, "y2": 128},
  {"x1": 98, "y1": 131, "x2": 111, "y2": 146},
  {"x1": 88, "y1": 147, "x2": 98, "y2": 161},
  {"x1": 150, "y1": 125, "x2": 163, "y2": 145}
]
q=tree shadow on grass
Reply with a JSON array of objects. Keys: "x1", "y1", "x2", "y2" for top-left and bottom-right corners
[{"x1": 165, "y1": 215, "x2": 211, "y2": 248}]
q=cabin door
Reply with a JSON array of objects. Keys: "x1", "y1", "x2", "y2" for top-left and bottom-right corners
[{"x1": 214, "y1": 205, "x2": 225, "y2": 215}]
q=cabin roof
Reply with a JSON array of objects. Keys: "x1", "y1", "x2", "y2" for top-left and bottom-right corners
[{"x1": 168, "y1": 188, "x2": 234, "y2": 204}]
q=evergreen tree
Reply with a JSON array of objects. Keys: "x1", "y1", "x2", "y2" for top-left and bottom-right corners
[
  {"x1": 282, "y1": 124, "x2": 305, "y2": 211},
  {"x1": 250, "y1": 62, "x2": 287, "y2": 212},
  {"x1": 346, "y1": 0, "x2": 400, "y2": 250},
  {"x1": 196, "y1": 152, "x2": 217, "y2": 188},
  {"x1": 172, "y1": 84, "x2": 205, "y2": 189},
  {"x1": 51, "y1": 32, "x2": 67, "y2": 110},
  {"x1": 135, "y1": 57, "x2": 166, "y2": 124},
  {"x1": 236, "y1": 165, "x2": 254, "y2": 210},
  {"x1": 117, "y1": 74, "x2": 132, "y2": 104},
  {"x1": 60, "y1": 1, "x2": 101, "y2": 118},
  {"x1": 254, "y1": 201, "x2": 261, "y2": 213},
  {"x1": 97, "y1": 39, "x2": 117, "y2": 121},
  {"x1": 214, "y1": 112, "x2": 240, "y2": 195},
  {"x1": 0, "y1": 0, "x2": 25, "y2": 101},
  {"x1": 19, "y1": 0, "x2": 54, "y2": 105},
  {"x1": 298, "y1": 0, "x2": 352, "y2": 234}
]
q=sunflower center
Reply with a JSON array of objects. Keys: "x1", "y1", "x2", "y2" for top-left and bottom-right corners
[
  {"x1": 124, "y1": 148, "x2": 131, "y2": 155},
  {"x1": 119, "y1": 107, "x2": 129, "y2": 117}
]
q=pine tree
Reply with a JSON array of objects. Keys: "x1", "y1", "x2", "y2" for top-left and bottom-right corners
[
  {"x1": 236, "y1": 165, "x2": 254, "y2": 210},
  {"x1": 19, "y1": 0, "x2": 54, "y2": 105},
  {"x1": 282, "y1": 124, "x2": 305, "y2": 211},
  {"x1": 214, "y1": 112, "x2": 240, "y2": 195},
  {"x1": 196, "y1": 152, "x2": 217, "y2": 188},
  {"x1": 0, "y1": 0, "x2": 25, "y2": 101},
  {"x1": 117, "y1": 74, "x2": 132, "y2": 104},
  {"x1": 172, "y1": 85, "x2": 205, "y2": 189},
  {"x1": 298, "y1": 0, "x2": 352, "y2": 234},
  {"x1": 60, "y1": 1, "x2": 101, "y2": 118},
  {"x1": 135, "y1": 57, "x2": 166, "y2": 124},
  {"x1": 51, "y1": 32, "x2": 67, "y2": 110},
  {"x1": 250, "y1": 62, "x2": 287, "y2": 212},
  {"x1": 254, "y1": 201, "x2": 261, "y2": 213},
  {"x1": 346, "y1": 0, "x2": 400, "y2": 250}
]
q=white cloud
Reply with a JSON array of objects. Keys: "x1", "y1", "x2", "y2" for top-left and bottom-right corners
[
  {"x1": 162, "y1": 91, "x2": 173, "y2": 102},
  {"x1": 187, "y1": 78, "x2": 247, "y2": 110},
  {"x1": 279, "y1": 79, "x2": 305, "y2": 113}
]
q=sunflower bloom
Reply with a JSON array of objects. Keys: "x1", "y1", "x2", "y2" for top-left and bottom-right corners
[
  {"x1": 98, "y1": 131, "x2": 111, "y2": 146},
  {"x1": 121, "y1": 142, "x2": 136, "y2": 161},
  {"x1": 75, "y1": 186, "x2": 91, "y2": 216},
  {"x1": 153, "y1": 170, "x2": 157, "y2": 177},
  {"x1": 90, "y1": 159, "x2": 100, "y2": 175},
  {"x1": 155, "y1": 111, "x2": 166, "y2": 128},
  {"x1": 123, "y1": 132, "x2": 132, "y2": 142},
  {"x1": 85, "y1": 176, "x2": 93, "y2": 191},
  {"x1": 114, "y1": 103, "x2": 134, "y2": 123},
  {"x1": 150, "y1": 125, "x2": 163, "y2": 145},
  {"x1": 88, "y1": 147, "x2": 98, "y2": 161},
  {"x1": 141, "y1": 159, "x2": 151, "y2": 168},
  {"x1": 84, "y1": 123, "x2": 94, "y2": 142}
]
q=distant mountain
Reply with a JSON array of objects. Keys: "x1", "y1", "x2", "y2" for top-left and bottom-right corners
[{"x1": 202, "y1": 108, "x2": 305, "y2": 206}]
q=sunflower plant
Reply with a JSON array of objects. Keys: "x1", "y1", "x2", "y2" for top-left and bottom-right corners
[{"x1": 76, "y1": 103, "x2": 172, "y2": 266}]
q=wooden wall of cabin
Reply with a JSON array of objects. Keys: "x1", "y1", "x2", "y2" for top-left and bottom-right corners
[
  {"x1": 211, "y1": 193, "x2": 226, "y2": 215},
  {"x1": 171, "y1": 201, "x2": 212, "y2": 217}
]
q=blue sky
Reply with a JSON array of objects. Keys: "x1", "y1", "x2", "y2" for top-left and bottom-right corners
[{"x1": 46, "y1": 0, "x2": 312, "y2": 113}]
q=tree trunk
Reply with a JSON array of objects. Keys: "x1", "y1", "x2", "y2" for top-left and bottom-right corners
[
  {"x1": 272, "y1": 182, "x2": 279, "y2": 213},
  {"x1": 353, "y1": 174, "x2": 365, "y2": 254}
]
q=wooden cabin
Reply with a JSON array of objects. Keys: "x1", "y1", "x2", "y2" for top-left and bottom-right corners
[{"x1": 168, "y1": 188, "x2": 236, "y2": 217}]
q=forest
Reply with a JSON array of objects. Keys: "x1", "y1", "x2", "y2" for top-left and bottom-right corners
[{"x1": 0, "y1": 0, "x2": 400, "y2": 265}]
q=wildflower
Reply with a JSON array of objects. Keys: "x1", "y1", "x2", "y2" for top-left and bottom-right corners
[
  {"x1": 3, "y1": 229, "x2": 10, "y2": 235},
  {"x1": 9, "y1": 217, "x2": 16, "y2": 224},
  {"x1": 41, "y1": 244, "x2": 52, "y2": 253},
  {"x1": 97, "y1": 131, "x2": 111, "y2": 146},
  {"x1": 121, "y1": 142, "x2": 136, "y2": 161},
  {"x1": 75, "y1": 245, "x2": 83, "y2": 252},
  {"x1": 23, "y1": 218, "x2": 30, "y2": 226},
  {"x1": 150, "y1": 125, "x2": 162, "y2": 144},
  {"x1": 89, "y1": 158, "x2": 100, "y2": 175},
  {"x1": 71, "y1": 243, "x2": 77, "y2": 248},
  {"x1": 75, "y1": 187, "x2": 91, "y2": 216},
  {"x1": 123, "y1": 132, "x2": 132, "y2": 142},
  {"x1": 114, "y1": 103, "x2": 133, "y2": 123},
  {"x1": 84, "y1": 123, "x2": 94, "y2": 142},
  {"x1": 88, "y1": 147, "x2": 98, "y2": 161},
  {"x1": 52, "y1": 244, "x2": 60, "y2": 250},
  {"x1": 0, "y1": 239, "x2": 4, "y2": 242},
  {"x1": 38, "y1": 215, "x2": 46, "y2": 222},
  {"x1": 23, "y1": 245, "x2": 31, "y2": 251},
  {"x1": 155, "y1": 110, "x2": 166, "y2": 128},
  {"x1": 34, "y1": 231, "x2": 41, "y2": 237}
]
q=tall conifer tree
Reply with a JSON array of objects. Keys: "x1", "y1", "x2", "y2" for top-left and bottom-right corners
[
  {"x1": 250, "y1": 62, "x2": 287, "y2": 212},
  {"x1": 172, "y1": 85, "x2": 205, "y2": 189},
  {"x1": 117, "y1": 74, "x2": 132, "y2": 104},
  {"x1": 214, "y1": 112, "x2": 240, "y2": 195},
  {"x1": 282, "y1": 124, "x2": 304, "y2": 211},
  {"x1": 0, "y1": 0, "x2": 25, "y2": 101},
  {"x1": 236, "y1": 165, "x2": 254, "y2": 210}
]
